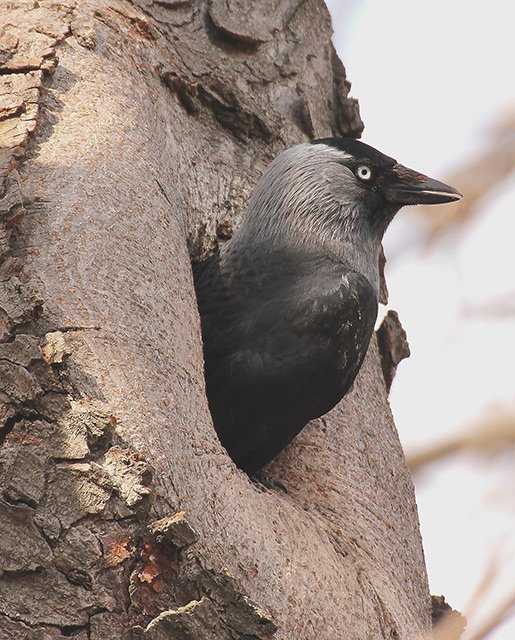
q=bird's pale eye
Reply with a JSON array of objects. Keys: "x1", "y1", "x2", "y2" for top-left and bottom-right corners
[{"x1": 355, "y1": 165, "x2": 373, "y2": 181}]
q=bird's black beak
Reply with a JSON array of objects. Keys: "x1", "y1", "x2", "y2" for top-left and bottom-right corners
[{"x1": 385, "y1": 163, "x2": 462, "y2": 206}]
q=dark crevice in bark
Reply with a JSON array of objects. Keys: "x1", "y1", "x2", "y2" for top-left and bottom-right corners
[
  {"x1": 61, "y1": 622, "x2": 91, "y2": 637},
  {"x1": 52, "y1": 326, "x2": 102, "y2": 333},
  {"x1": 0, "y1": 66, "x2": 45, "y2": 75},
  {"x1": 0, "y1": 414, "x2": 19, "y2": 446},
  {"x1": 1, "y1": 491, "x2": 39, "y2": 509}
]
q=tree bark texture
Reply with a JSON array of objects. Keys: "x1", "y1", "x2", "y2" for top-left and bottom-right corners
[{"x1": 0, "y1": 1, "x2": 430, "y2": 638}]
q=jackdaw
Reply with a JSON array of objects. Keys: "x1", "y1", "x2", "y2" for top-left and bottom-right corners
[{"x1": 194, "y1": 138, "x2": 461, "y2": 473}]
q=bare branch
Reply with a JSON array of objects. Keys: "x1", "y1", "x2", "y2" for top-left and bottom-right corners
[
  {"x1": 407, "y1": 413, "x2": 515, "y2": 473},
  {"x1": 417, "y1": 111, "x2": 515, "y2": 240}
]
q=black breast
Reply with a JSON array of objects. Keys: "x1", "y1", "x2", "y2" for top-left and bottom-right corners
[{"x1": 194, "y1": 248, "x2": 378, "y2": 473}]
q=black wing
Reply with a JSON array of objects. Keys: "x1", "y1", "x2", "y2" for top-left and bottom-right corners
[{"x1": 194, "y1": 252, "x2": 378, "y2": 473}]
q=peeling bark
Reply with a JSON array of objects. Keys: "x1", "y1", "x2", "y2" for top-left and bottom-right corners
[
  {"x1": 377, "y1": 310, "x2": 411, "y2": 393},
  {"x1": 0, "y1": 1, "x2": 430, "y2": 638}
]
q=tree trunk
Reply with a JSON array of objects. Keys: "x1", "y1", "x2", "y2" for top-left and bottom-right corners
[{"x1": 0, "y1": 1, "x2": 430, "y2": 638}]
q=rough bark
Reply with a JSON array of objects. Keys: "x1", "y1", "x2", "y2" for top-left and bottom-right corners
[{"x1": 0, "y1": 1, "x2": 430, "y2": 638}]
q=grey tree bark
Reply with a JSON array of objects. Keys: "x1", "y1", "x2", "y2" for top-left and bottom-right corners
[{"x1": 0, "y1": 1, "x2": 431, "y2": 638}]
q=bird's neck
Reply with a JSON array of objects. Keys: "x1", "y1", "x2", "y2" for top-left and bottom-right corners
[
  {"x1": 323, "y1": 236, "x2": 382, "y2": 293},
  {"x1": 227, "y1": 222, "x2": 383, "y2": 295}
]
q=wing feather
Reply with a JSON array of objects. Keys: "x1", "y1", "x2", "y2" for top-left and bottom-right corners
[{"x1": 194, "y1": 252, "x2": 377, "y2": 472}]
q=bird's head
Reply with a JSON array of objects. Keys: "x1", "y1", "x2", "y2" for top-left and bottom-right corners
[{"x1": 230, "y1": 138, "x2": 461, "y2": 288}]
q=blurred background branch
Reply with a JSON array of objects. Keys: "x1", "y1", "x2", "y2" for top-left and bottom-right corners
[
  {"x1": 407, "y1": 412, "x2": 515, "y2": 474},
  {"x1": 465, "y1": 589, "x2": 515, "y2": 640},
  {"x1": 418, "y1": 112, "x2": 515, "y2": 241}
]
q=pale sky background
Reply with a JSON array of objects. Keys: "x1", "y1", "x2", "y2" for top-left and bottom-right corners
[{"x1": 326, "y1": 1, "x2": 515, "y2": 638}]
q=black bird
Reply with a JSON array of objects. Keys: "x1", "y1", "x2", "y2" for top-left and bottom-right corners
[{"x1": 194, "y1": 138, "x2": 461, "y2": 474}]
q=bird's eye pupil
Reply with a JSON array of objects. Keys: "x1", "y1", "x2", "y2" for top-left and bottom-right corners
[{"x1": 356, "y1": 165, "x2": 372, "y2": 181}]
